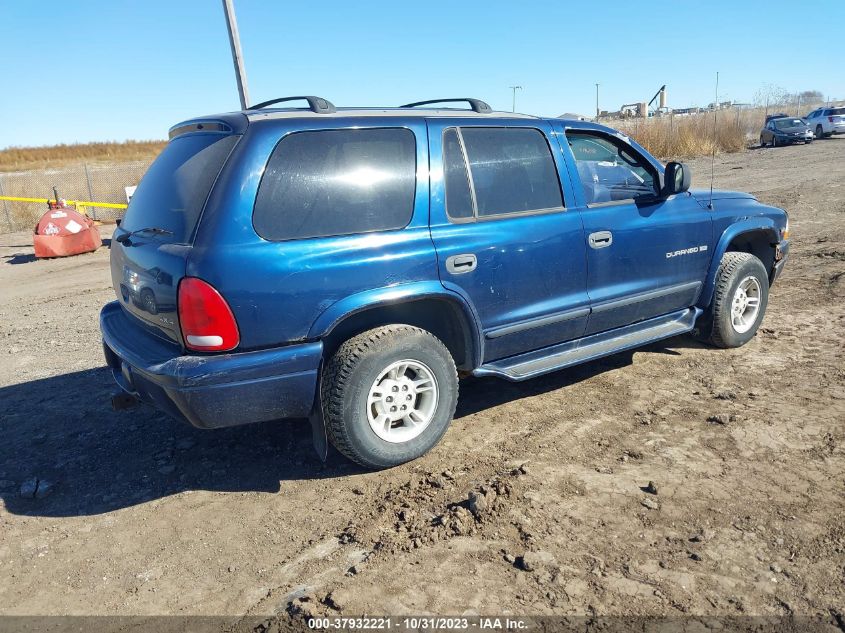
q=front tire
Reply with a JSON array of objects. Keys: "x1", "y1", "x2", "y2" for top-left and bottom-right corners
[
  {"x1": 321, "y1": 325, "x2": 458, "y2": 469},
  {"x1": 707, "y1": 252, "x2": 770, "y2": 348}
]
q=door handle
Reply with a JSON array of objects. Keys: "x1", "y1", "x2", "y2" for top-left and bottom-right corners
[
  {"x1": 445, "y1": 254, "x2": 477, "y2": 274},
  {"x1": 588, "y1": 231, "x2": 613, "y2": 249}
]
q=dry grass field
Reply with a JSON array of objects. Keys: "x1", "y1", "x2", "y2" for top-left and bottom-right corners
[
  {"x1": 0, "y1": 140, "x2": 166, "y2": 173},
  {"x1": 617, "y1": 104, "x2": 827, "y2": 159}
]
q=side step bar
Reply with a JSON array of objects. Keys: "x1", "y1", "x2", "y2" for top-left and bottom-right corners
[{"x1": 473, "y1": 308, "x2": 701, "y2": 382}]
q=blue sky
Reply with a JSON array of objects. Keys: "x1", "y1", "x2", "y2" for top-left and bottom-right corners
[{"x1": 2, "y1": 0, "x2": 842, "y2": 148}]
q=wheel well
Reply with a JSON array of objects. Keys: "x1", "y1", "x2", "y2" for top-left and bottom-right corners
[
  {"x1": 727, "y1": 230, "x2": 776, "y2": 280},
  {"x1": 321, "y1": 299, "x2": 476, "y2": 371}
]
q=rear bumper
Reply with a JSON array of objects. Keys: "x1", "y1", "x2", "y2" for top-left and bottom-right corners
[{"x1": 100, "y1": 301, "x2": 321, "y2": 429}]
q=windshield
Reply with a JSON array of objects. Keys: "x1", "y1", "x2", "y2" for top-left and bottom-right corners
[
  {"x1": 121, "y1": 133, "x2": 239, "y2": 243},
  {"x1": 773, "y1": 119, "x2": 804, "y2": 130}
]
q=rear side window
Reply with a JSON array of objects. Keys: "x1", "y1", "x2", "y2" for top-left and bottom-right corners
[
  {"x1": 459, "y1": 128, "x2": 563, "y2": 217},
  {"x1": 254, "y1": 128, "x2": 416, "y2": 241},
  {"x1": 122, "y1": 133, "x2": 238, "y2": 243},
  {"x1": 832, "y1": 108, "x2": 845, "y2": 116}
]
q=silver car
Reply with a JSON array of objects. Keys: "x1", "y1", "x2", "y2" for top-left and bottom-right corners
[{"x1": 805, "y1": 106, "x2": 845, "y2": 138}]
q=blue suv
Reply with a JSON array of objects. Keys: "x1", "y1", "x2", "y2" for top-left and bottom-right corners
[{"x1": 101, "y1": 96, "x2": 790, "y2": 469}]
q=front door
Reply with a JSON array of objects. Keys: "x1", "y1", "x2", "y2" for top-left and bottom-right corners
[
  {"x1": 427, "y1": 119, "x2": 590, "y2": 362},
  {"x1": 555, "y1": 125, "x2": 714, "y2": 335}
]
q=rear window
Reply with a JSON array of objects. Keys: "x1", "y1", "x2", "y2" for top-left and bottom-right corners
[
  {"x1": 831, "y1": 108, "x2": 845, "y2": 116},
  {"x1": 121, "y1": 133, "x2": 238, "y2": 243},
  {"x1": 253, "y1": 128, "x2": 416, "y2": 241}
]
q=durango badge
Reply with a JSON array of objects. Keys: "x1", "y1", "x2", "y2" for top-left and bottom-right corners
[{"x1": 667, "y1": 245, "x2": 708, "y2": 258}]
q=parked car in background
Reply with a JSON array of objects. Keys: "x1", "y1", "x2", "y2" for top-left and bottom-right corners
[
  {"x1": 760, "y1": 117, "x2": 813, "y2": 146},
  {"x1": 764, "y1": 112, "x2": 790, "y2": 124},
  {"x1": 805, "y1": 106, "x2": 845, "y2": 138}
]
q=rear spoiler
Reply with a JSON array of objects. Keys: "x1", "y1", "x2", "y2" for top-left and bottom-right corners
[{"x1": 168, "y1": 113, "x2": 249, "y2": 140}]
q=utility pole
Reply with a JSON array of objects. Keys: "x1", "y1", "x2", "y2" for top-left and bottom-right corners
[
  {"x1": 222, "y1": 0, "x2": 251, "y2": 110},
  {"x1": 595, "y1": 83, "x2": 600, "y2": 119},
  {"x1": 509, "y1": 85, "x2": 522, "y2": 112}
]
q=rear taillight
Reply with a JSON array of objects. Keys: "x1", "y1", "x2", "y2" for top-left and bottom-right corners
[
  {"x1": 830, "y1": 116, "x2": 835, "y2": 122},
  {"x1": 178, "y1": 277, "x2": 240, "y2": 352}
]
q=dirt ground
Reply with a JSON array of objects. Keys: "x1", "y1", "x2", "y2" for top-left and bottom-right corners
[{"x1": 1, "y1": 139, "x2": 843, "y2": 629}]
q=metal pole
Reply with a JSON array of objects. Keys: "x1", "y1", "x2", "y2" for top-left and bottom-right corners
[
  {"x1": 84, "y1": 163, "x2": 96, "y2": 221},
  {"x1": 509, "y1": 86, "x2": 522, "y2": 113},
  {"x1": 595, "y1": 83, "x2": 600, "y2": 119},
  {"x1": 222, "y1": 0, "x2": 251, "y2": 110},
  {"x1": 0, "y1": 175, "x2": 11, "y2": 231}
]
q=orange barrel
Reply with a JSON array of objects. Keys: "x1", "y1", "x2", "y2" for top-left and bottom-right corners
[{"x1": 33, "y1": 207, "x2": 102, "y2": 258}]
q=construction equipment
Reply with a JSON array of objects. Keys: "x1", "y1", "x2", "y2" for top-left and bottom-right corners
[{"x1": 648, "y1": 85, "x2": 668, "y2": 116}]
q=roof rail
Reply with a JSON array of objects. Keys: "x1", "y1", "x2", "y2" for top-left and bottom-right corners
[
  {"x1": 249, "y1": 96, "x2": 336, "y2": 114},
  {"x1": 399, "y1": 98, "x2": 492, "y2": 114}
]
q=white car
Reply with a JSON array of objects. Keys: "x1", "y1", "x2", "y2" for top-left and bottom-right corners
[{"x1": 805, "y1": 106, "x2": 845, "y2": 138}]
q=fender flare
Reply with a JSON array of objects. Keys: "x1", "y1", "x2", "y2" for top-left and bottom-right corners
[
  {"x1": 698, "y1": 219, "x2": 779, "y2": 309},
  {"x1": 307, "y1": 280, "x2": 485, "y2": 368}
]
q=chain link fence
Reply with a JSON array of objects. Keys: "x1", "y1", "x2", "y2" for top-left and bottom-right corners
[{"x1": 0, "y1": 161, "x2": 152, "y2": 233}]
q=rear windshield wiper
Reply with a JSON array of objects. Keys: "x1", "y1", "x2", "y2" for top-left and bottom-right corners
[{"x1": 115, "y1": 227, "x2": 174, "y2": 243}]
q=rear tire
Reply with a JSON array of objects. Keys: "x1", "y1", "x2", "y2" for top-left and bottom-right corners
[
  {"x1": 771, "y1": 135, "x2": 778, "y2": 147},
  {"x1": 816, "y1": 125, "x2": 824, "y2": 140},
  {"x1": 321, "y1": 325, "x2": 458, "y2": 469},
  {"x1": 760, "y1": 135, "x2": 767, "y2": 148},
  {"x1": 707, "y1": 252, "x2": 769, "y2": 349}
]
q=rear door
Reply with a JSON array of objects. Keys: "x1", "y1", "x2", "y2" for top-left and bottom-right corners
[
  {"x1": 427, "y1": 118, "x2": 590, "y2": 362},
  {"x1": 554, "y1": 124, "x2": 713, "y2": 335},
  {"x1": 110, "y1": 129, "x2": 240, "y2": 344}
]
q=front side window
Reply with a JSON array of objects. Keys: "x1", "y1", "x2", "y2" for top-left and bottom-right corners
[
  {"x1": 566, "y1": 132, "x2": 658, "y2": 205},
  {"x1": 253, "y1": 128, "x2": 416, "y2": 241}
]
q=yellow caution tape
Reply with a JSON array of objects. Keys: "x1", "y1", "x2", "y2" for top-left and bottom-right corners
[{"x1": 0, "y1": 195, "x2": 128, "y2": 210}]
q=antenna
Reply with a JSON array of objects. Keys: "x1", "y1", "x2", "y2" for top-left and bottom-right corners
[{"x1": 708, "y1": 71, "x2": 719, "y2": 210}]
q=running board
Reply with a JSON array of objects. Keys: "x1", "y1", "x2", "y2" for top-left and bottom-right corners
[{"x1": 473, "y1": 308, "x2": 701, "y2": 382}]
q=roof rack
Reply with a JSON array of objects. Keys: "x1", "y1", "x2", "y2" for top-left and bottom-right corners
[
  {"x1": 249, "y1": 96, "x2": 336, "y2": 114},
  {"x1": 399, "y1": 98, "x2": 492, "y2": 114}
]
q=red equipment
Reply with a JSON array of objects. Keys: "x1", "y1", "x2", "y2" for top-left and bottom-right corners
[{"x1": 33, "y1": 192, "x2": 102, "y2": 258}]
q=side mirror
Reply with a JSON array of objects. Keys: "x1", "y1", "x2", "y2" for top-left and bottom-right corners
[{"x1": 664, "y1": 161, "x2": 691, "y2": 196}]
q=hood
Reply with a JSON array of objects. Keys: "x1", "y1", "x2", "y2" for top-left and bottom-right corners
[{"x1": 690, "y1": 189, "x2": 756, "y2": 202}]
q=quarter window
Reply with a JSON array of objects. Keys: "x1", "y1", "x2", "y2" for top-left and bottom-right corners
[
  {"x1": 442, "y1": 128, "x2": 474, "y2": 220},
  {"x1": 566, "y1": 132, "x2": 658, "y2": 205},
  {"x1": 442, "y1": 127, "x2": 563, "y2": 220},
  {"x1": 253, "y1": 128, "x2": 416, "y2": 241}
]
